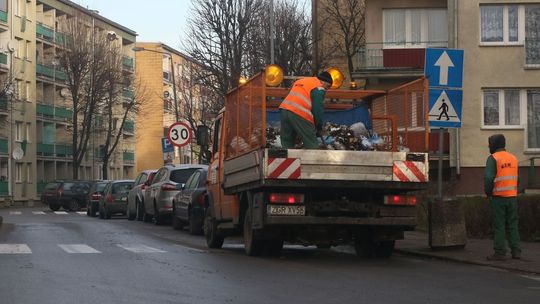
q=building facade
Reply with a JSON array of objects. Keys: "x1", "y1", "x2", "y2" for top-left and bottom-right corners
[
  {"x1": 317, "y1": 0, "x2": 540, "y2": 195},
  {"x1": 134, "y1": 42, "x2": 205, "y2": 173},
  {"x1": 0, "y1": 0, "x2": 137, "y2": 204}
]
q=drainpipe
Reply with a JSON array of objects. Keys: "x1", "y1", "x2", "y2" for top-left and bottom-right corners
[{"x1": 449, "y1": 0, "x2": 461, "y2": 176}]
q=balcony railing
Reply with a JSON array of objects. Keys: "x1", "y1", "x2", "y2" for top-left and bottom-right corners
[
  {"x1": 0, "y1": 181, "x2": 7, "y2": 195},
  {"x1": 0, "y1": 96, "x2": 7, "y2": 111},
  {"x1": 36, "y1": 103, "x2": 73, "y2": 121},
  {"x1": 0, "y1": 53, "x2": 7, "y2": 65},
  {"x1": 122, "y1": 56, "x2": 134, "y2": 71},
  {"x1": 37, "y1": 143, "x2": 73, "y2": 157},
  {"x1": 0, "y1": 137, "x2": 7, "y2": 154},
  {"x1": 36, "y1": 23, "x2": 54, "y2": 41},
  {"x1": 36, "y1": 63, "x2": 67, "y2": 82},
  {"x1": 122, "y1": 89, "x2": 134, "y2": 99},
  {"x1": 357, "y1": 41, "x2": 448, "y2": 71},
  {"x1": 123, "y1": 120, "x2": 134, "y2": 133},
  {"x1": 123, "y1": 151, "x2": 135, "y2": 164},
  {"x1": 0, "y1": 10, "x2": 7, "y2": 23},
  {"x1": 525, "y1": 39, "x2": 540, "y2": 67}
]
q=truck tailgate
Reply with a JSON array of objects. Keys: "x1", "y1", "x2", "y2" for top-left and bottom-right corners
[{"x1": 223, "y1": 149, "x2": 429, "y2": 190}]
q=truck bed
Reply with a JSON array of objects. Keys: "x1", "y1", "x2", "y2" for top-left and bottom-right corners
[{"x1": 222, "y1": 148, "x2": 429, "y2": 193}]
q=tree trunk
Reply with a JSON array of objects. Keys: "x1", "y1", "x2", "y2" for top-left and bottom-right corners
[{"x1": 102, "y1": 156, "x2": 109, "y2": 180}]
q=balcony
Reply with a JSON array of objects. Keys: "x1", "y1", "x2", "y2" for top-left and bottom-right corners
[
  {"x1": 36, "y1": 103, "x2": 73, "y2": 122},
  {"x1": 0, "y1": 96, "x2": 7, "y2": 113},
  {"x1": 123, "y1": 151, "x2": 135, "y2": 164},
  {"x1": 355, "y1": 42, "x2": 447, "y2": 78},
  {"x1": 36, "y1": 63, "x2": 67, "y2": 83},
  {"x1": 122, "y1": 56, "x2": 134, "y2": 71},
  {"x1": 36, "y1": 23, "x2": 54, "y2": 41},
  {"x1": 122, "y1": 89, "x2": 134, "y2": 99},
  {"x1": 37, "y1": 143, "x2": 73, "y2": 157},
  {"x1": 0, "y1": 137, "x2": 7, "y2": 154},
  {"x1": 123, "y1": 120, "x2": 134, "y2": 134},
  {"x1": 0, "y1": 181, "x2": 7, "y2": 195},
  {"x1": 0, "y1": 53, "x2": 7, "y2": 65}
]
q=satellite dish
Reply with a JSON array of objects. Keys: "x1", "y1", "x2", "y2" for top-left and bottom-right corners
[
  {"x1": 13, "y1": 147, "x2": 24, "y2": 160},
  {"x1": 60, "y1": 88, "x2": 71, "y2": 98},
  {"x1": 7, "y1": 39, "x2": 17, "y2": 52},
  {"x1": 164, "y1": 91, "x2": 170, "y2": 99}
]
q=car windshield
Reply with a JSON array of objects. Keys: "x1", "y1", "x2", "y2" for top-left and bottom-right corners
[
  {"x1": 112, "y1": 183, "x2": 132, "y2": 194},
  {"x1": 170, "y1": 168, "x2": 198, "y2": 184}
]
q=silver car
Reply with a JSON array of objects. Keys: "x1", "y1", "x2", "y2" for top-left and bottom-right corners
[
  {"x1": 143, "y1": 164, "x2": 206, "y2": 225},
  {"x1": 127, "y1": 169, "x2": 157, "y2": 221}
]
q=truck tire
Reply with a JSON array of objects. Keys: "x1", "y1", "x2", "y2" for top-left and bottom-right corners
[
  {"x1": 127, "y1": 204, "x2": 136, "y2": 221},
  {"x1": 50, "y1": 204, "x2": 60, "y2": 211},
  {"x1": 68, "y1": 199, "x2": 79, "y2": 212},
  {"x1": 204, "y1": 208, "x2": 224, "y2": 249},
  {"x1": 188, "y1": 209, "x2": 203, "y2": 235},
  {"x1": 89, "y1": 204, "x2": 97, "y2": 217},
  {"x1": 243, "y1": 209, "x2": 264, "y2": 256}
]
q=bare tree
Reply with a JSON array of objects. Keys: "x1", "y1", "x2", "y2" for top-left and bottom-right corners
[
  {"x1": 184, "y1": 0, "x2": 265, "y2": 101},
  {"x1": 56, "y1": 13, "x2": 98, "y2": 179},
  {"x1": 319, "y1": 0, "x2": 366, "y2": 79}
]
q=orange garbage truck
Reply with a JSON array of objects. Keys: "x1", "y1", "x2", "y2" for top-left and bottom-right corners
[{"x1": 201, "y1": 66, "x2": 430, "y2": 257}]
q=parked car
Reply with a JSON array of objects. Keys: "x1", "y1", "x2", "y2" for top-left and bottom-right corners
[
  {"x1": 86, "y1": 181, "x2": 110, "y2": 217},
  {"x1": 99, "y1": 180, "x2": 134, "y2": 219},
  {"x1": 172, "y1": 166, "x2": 208, "y2": 234},
  {"x1": 40, "y1": 180, "x2": 93, "y2": 211},
  {"x1": 127, "y1": 170, "x2": 158, "y2": 221},
  {"x1": 143, "y1": 164, "x2": 206, "y2": 225}
]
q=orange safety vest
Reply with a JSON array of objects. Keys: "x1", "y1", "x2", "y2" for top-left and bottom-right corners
[
  {"x1": 492, "y1": 151, "x2": 518, "y2": 197},
  {"x1": 279, "y1": 77, "x2": 324, "y2": 125}
]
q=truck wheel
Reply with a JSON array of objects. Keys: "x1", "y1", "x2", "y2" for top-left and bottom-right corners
[
  {"x1": 50, "y1": 204, "x2": 60, "y2": 211},
  {"x1": 375, "y1": 241, "x2": 395, "y2": 258},
  {"x1": 188, "y1": 209, "x2": 203, "y2": 235},
  {"x1": 204, "y1": 208, "x2": 224, "y2": 249},
  {"x1": 127, "y1": 205, "x2": 136, "y2": 221},
  {"x1": 243, "y1": 209, "x2": 264, "y2": 256},
  {"x1": 89, "y1": 204, "x2": 97, "y2": 217},
  {"x1": 354, "y1": 238, "x2": 375, "y2": 258}
]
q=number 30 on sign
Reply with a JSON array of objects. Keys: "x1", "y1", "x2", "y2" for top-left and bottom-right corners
[{"x1": 167, "y1": 122, "x2": 192, "y2": 148}]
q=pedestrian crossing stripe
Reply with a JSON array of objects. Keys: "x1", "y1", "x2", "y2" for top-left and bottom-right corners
[
  {"x1": 54, "y1": 211, "x2": 68, "y2": 215},
  {"x1": 9, "y1": 211, "x2": 21, "y2": 215},
  {"x1": 76, "y1": 212, "x2": 87, "y2": 215},
  {"x1": 58, "y1": 244, "x2": 101, "y2": 254},
  {"x1": 116, "y1": 244, "x2": 166, "y2": 253},
  {"x1": 32, "y1": 211, "x2": 46, "y2": 215},
  {"x1": 0, "y1": 244, "x2": 32, "y2": 254}
]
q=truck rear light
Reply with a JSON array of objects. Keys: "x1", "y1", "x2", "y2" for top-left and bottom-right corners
[
  {"x1": 269, "y1": 193, "x2": 304, "y2": 204},
  {"x1": 161, "y1": 183, "x2": 177, "y2": 191},
  {"x1": 91, "y1": 193, "x2": 101, "y2": 200},
  {"x1": 106, "y1": 194, "x2": 114, "y2": 203},
  {"x1": 384, "y1": 195, "x2": 416, "y2": 206}
]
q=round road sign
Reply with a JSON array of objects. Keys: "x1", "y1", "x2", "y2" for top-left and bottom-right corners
[{"x1": 167, "y1": 122, "x2": 192, "y2": 148}]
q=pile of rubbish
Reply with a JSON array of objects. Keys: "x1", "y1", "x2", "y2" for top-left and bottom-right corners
[{"x1": 266, "y1": 122, "x2": 387, "y2": 151}]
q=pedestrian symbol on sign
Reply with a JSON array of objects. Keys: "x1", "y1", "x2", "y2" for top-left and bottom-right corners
[{"x1": 438, "y1": 99, "x2": 450, "y2": 121}]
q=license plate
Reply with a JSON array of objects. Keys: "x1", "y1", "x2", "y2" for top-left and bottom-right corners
[{"x1": 268, "y1": 205, "x2": 305, "y2": 216}]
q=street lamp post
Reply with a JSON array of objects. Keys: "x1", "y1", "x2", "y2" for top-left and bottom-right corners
[{"x1": 132, "y1": 47, "x2": 179, "y2": 122}]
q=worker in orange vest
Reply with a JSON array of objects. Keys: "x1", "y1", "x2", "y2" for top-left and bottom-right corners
[
  {"x1": 279, "y1": 72, "x2": 333, "y2": 149},
  {"x1": 484, "y1": 134, "x2": 521, "y2": 261}
]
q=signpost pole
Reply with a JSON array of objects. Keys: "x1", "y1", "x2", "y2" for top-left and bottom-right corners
[{"x1": 438, "y1": 127, "x2": 444, "y2": 200}]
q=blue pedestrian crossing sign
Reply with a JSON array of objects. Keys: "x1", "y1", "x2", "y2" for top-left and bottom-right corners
[
  {"x1": 428, "y1": 89, "x2": 462, "y2": 128},
  {"x1": 161, "y1": 137, "x2": 174, "y2": 153},
  {"x1": 425, "y1": 48, "x2": 464, "y2": 88}
]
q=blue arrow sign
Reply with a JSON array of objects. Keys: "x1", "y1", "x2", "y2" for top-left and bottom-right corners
[
  {"x1": 161, "y1": 137, "x2": 174, "y2": 153},
  {"x1": 428, "y1": 89, "x2": 462, "y2": 128},
  {"x1": 425, "y1": 48, "x2": 464, "y2": 88}
]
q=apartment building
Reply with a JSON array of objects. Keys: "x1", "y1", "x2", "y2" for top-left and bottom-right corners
[
  {"x1": 0, "y1": 0, "x2": 137, "y2": 204},
  {"x1": 351, "y1": 0, "x2": 540, "y2": 194},
  {"x1": 134, "y1": 42, "x2": 205, "y2": 173}
]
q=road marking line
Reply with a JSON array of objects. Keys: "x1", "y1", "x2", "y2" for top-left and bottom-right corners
[
  {"x1": 58, "y1": 244, "x2": 101, "y2": 254},
  {"x1": 54, "y1": 211, "x2": 68, "y2": 215},
  {"x1": 521, "y1": 275, "x2": 540, "y2": 282},
  {"x1": 117, "y1": 244, "x2": 166, "y2": 253},
  {"x1": 0, "y1": 244, "x2": 32, "y2": 254},
  {"x1": 9, "y1": 211, "x2": 22, "y2": 215},
  {"x1": 76, "y1": 212, "x2": 87, "y2": 215},
  {"x1": 32, "y1": 211, "x2": 46, "y2": 215}
]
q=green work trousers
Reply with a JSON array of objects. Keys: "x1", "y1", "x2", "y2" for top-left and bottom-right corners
[
  {"x1": 280, "y1": 109, "x2": 319, "y2": 149},
  {"x1": 491, "y1": 196, "x2": 521, "y2": 256}
]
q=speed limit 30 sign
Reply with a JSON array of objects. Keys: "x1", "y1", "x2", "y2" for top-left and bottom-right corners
[{"x1": 167, "y1": 122, "x2": 192, "y2": 148}]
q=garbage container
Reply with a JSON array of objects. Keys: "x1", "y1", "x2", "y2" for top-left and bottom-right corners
[{"x1": 429, "y1": 198, "x2": 467, "y2": 249}]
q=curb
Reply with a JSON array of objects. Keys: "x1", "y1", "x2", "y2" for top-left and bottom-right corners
[{"x1": 395, "y1": 248, "x2": 540, "y2": 275}]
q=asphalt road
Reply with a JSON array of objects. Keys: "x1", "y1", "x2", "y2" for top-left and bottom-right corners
[{"x1": 0, "y1": 207, "x2": 539, "y2": 304}]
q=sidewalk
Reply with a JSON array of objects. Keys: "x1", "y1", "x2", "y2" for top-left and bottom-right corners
[{"x1": 396, "y1": 231, "x2": 540, "y2": 275}]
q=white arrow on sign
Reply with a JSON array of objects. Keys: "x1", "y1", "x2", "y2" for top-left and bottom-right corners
[{"x1": 434, "y1": 51, "x2": 454, "y2": 86}]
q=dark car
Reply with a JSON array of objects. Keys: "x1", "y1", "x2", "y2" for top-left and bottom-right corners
[
  {"x1": 143, "y1": 164, "x2": 206, "y2": 225},
  {"x1": 127, "y1": 170, "x2": 157, "y2": 221},
  {"x1": 41, "y1": 181, "x2": 93, "y2": 211},
  {"x1": 99, "y1": 180, "x2": 134, "y2": 219},
  {"x1": 172, "y1": 167, "x2": 208, "y2": 234},
  {"x1": 86, "y1": 181, "x2": 110, "y2": 217}
]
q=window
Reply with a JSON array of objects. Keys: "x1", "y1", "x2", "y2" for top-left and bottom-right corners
[
  {"x1": 525, "y1": 5, "x2": 540, "y2": 66},
  {"x1": 480, "y1": 5, "x2": 524, "y2": 44},
  {"x1": 0, "y1": 0, "x2": 7, "y2": 12},
  {"x1": 527, "y1": 90, "x2": 540, "y2": 150},
  {"x1": 483, "y1": 89, "x2": 522, "y2": 127},
  {"x1": 15, "y1": 163, "x2": 22, "y2": 182},
  {"x1": 15, "y1": 121, "x2": 23, "y2": 141},
  {"x1": 26, "y1": 163, "x2": 31, "y2": 183},
  {"x1": 383, "y1": 8, "x2": 447, "y2": 47},
  {"x1": 25, "y1": 122, "x2": 31, "y2": 142}
]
